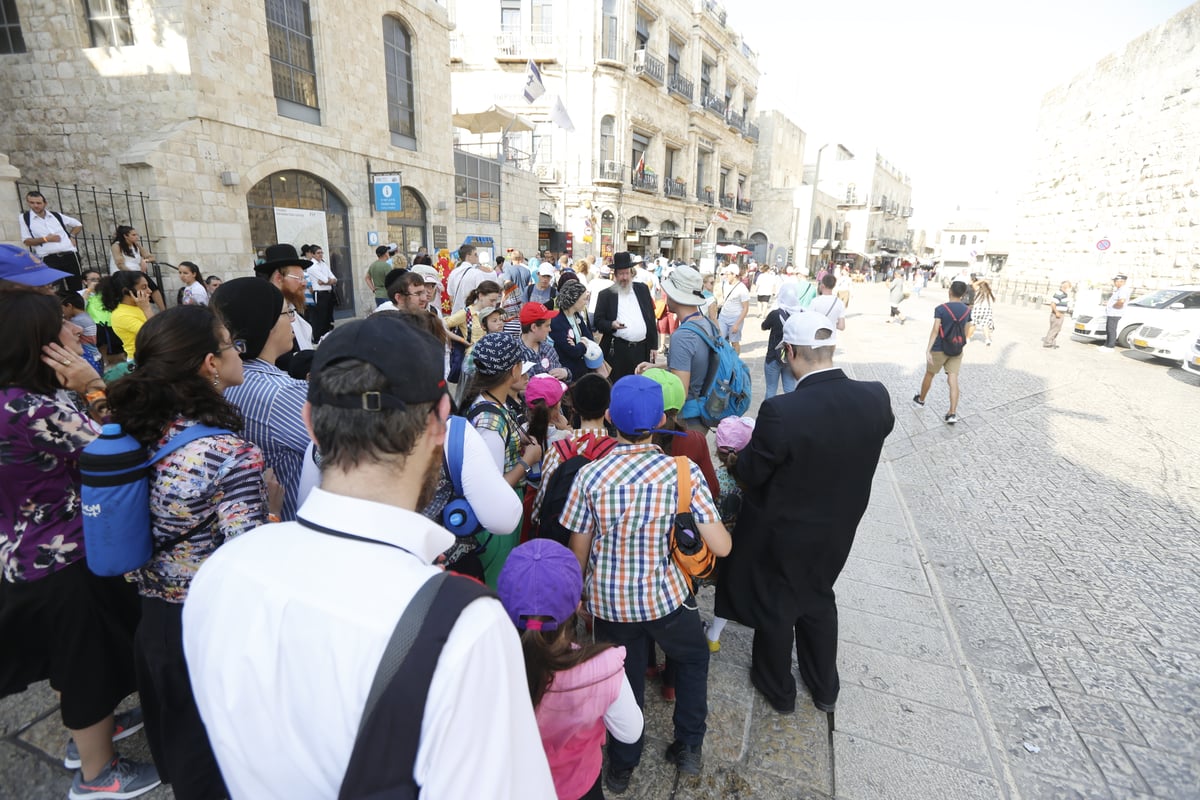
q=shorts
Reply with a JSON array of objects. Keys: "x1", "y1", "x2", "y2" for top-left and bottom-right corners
[
  {"x1": 928, "y1": 351, "x2": 963, "y2": 375},
  {"x1": 719, "y1": 318, "x2": 742, "y2": 343},
  {"x1": 0, "y1": 560, "x2": 140, "y2": 729}
]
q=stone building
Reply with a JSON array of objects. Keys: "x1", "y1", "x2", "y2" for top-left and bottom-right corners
[
  {"x1": 937, "y1": 220, "x2": 990, "y2": 277},
  {"x1": 813, "y1": 146, "x2": 914, "y2": 270},
  {"x1": 447, "y1": 0, "x2": 759, "y2": 263},
  {"x1": 747, "y1": 110, "x2": 807, "y2": 268},
  {"x1": 0, "y1": 0, "x2": 527, "y2": 314},
  {"x1": 1007, "y1": 1, "x2": 1200, "y2": 287}
]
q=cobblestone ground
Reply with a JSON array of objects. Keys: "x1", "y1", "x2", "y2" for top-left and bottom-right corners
[{"x1": 3, "y1": 281, "x2": 1197, "y2": 799}]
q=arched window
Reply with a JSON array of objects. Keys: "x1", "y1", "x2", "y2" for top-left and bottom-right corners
[
  {"x1": 384, "y1": 17, "x2": 416, "y2": 149},
  {"x1": 971, "y1": 235, "x2": 977, "y2": 244},
  {"x1": 824, "y1": 220, "x2": 833, "y2": 240},
  {"x1": 600, "y1": 210, "x2": 615, "y2": 255},
  {"x1": 845, "y1": 183, "x2": 856, "y2": 203},
  {"x1": 716, "y1": 227, "x2": 727, "y2": 241},
  {"x1": 386, "y1": 187, "x2": 428, "y2": 259},
  {"x1": 812, "y1": 217, "x2": 822, "y2": 239},
  {"x1": 959, "y1": 234, "x2": 967, "y2": 245},
  {"x1": 600, "y1": 115, "x2": 615, "y2": 163}
]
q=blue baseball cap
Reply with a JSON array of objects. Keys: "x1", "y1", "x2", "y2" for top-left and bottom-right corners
[
  {"x1": 0, "y1": 244, "x2": 71, "y2": 286},
  {"x1": 609, "y1": 374, "x2": 667, "y2": 436}
]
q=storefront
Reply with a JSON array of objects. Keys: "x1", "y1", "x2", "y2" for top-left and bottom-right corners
[{"x1": 625, "y1": 215, "x2": 651, "y2": 256}]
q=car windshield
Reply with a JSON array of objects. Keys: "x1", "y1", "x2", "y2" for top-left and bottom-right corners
[{"x1": 1129, "y1": 289, "x2": 1184, "y2": 309}]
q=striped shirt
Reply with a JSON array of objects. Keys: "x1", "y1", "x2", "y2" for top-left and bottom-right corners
[
  {"x1": 560, "y1": 443, "x2": 717, "y2": 622},
  {"x1": 132, "y1": 419, "x2": 267, "y2": 603},
  {"x1": 223, "y1": 359, "x2": 311, "y2": 520}
]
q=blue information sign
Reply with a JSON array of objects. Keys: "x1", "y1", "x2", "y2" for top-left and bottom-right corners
[{"x1": 373, "y1": 174, "x2": 402, "y2": 212}]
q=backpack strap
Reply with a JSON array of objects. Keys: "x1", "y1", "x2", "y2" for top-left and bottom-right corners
[
  {"x1": 674, "y1": 456, "x2": 692, "y2": 515},
  {"x1": 583, "y1": 435, "x2": 618, "y2": 460},
  {"x1": 677, "y1": 319, "x2": 721, "y2": 394},
  {"x1": 552, "y1": 437, "x2": 578, "y2": 463},
  {"x1": 445, "y1": 416, "x2": 467, "y2": 497},
  {"x1": 338, "y1": 571, "x2": 494, "y2": 800},
  {"x1": 147, "y1": 425, "x2": 235, "y2": 555}
]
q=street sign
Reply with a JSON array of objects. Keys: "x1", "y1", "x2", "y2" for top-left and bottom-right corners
[
  {"x1": 373, "y1": 174, "x2": 402, "y2": 212},
  {"x1": 1096, "y1": 238, "x2": 1111, "y2": 251}
]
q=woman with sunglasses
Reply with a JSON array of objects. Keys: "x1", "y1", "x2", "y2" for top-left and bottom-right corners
[{"x1": 106, "y1": 304, "x2": 275, "y2": 799}]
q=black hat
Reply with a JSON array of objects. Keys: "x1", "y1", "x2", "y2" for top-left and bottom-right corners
[
  {"x1": 308, "y1": 314, "x2": 447, "y2": 411},
  {"x1": 254, "y1": 243, "x2": 312, "y2": 278},
  {"x1": 612, "y1": 252, "x2": 634, "y2": 271},
  {"x1": 210, "y1": 278, "x2": 284, "y2": 360}
]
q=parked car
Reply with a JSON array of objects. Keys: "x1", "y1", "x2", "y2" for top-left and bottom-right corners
[
  {"x1": 1129, "y1": 312, "x2": 1200, "y2": 364},
  {"x1": 1072, "y1": 285, "x2": 1200, "y2": 347},
  {"x1": 1183, "y1": 334, "x2": 1200, "y2": 377}
]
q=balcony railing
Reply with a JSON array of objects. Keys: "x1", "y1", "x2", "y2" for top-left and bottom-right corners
[
  {"x1": 702, "y1": 92, "x2": 725, "y2": 117},
  {"x1": 664, "y1": 179, "x2": 688, "y2": 199},
  {"x1": 595, "y1": 160, "x2": 624, "y2": 183},
  {"x1": 726, "y1": 110, "x2": 744, "y2": 132},
  {"x1": 496, "y1": 24, "x2": 557, "y2": 61},
  {"x1": 737, "y1": 198, "x2": 753, "y2": 214},
  {"x1": 744, "y1": 122, "x2": 759, "y2": 142},
  {"x1": 667, "y1": 70, "x2": 694, "y2": 102},
  {"x1": 720, "y1": 194, "x2": 735, "y2": 209},
  {"x1": 631, "y1": 169, "x2": 658, "y2": 192},
  {"x1": 697, "y1": 188, "x2": 715, "y2": 205},
  {"x1": 633, "y1": 48, "x2": 666, "y2": 85},
  {"x1": 703, "y1": 0, "x2": 727, "y2": 26}
]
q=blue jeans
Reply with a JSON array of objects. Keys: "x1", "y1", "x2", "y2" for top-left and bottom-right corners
[
  {"x1": 595, "y1": 603, "x2": 709, "y2": 770},
  {"x1": 764, "y1": 355, "x2": 797, "y2": 398}
]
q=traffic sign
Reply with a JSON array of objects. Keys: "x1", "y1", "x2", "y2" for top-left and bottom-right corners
[
  {"x1": 373, "y1": 174, "x2": 402, "y2": 212},
  {"x1": 1096, "y1": 238, "x2": 1111, "y2": 251}
]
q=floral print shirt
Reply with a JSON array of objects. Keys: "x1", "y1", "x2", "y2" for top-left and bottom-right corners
[
  {"x1": 0, "y1": 388, "x2": 99, "y2": 584},
  {"x1": 129, "y1": 418, "x2": 267, "y2": 603}
]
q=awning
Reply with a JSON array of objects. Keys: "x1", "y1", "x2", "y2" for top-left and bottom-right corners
[
  {"x1": 462, "y1": 235, "x2": 494, "y2": 245},
  {"x1": 812, "y1": 238, "x2": 830, "y2": 250},
  {"x1": 451, "y1": 105, "x2": 535, "y2": 134}
]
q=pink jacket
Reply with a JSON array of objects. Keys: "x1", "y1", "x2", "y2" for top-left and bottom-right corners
[{"x1": 534, "y1": 646, "x2": 627, "y2": 800}]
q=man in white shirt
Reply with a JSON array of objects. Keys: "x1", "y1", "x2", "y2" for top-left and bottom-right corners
[
  {"x1": 446, "y1": 244, "x2": 481, "y2": 312},
  {"x1": 19, "y1": 190, "x2": 84, "y2": 291},
  {"x1": 305, "y1": 245, "x2": 338, "y2": 342},
  {"x1": 183, "y1": 313, "x2": 555, "y2": 800},
  {"x1": 753, "y1": 268, "x2": 777, "y2": 315},
  {"x1": 1102, "y1": 273, "x2": 1132, "y2": 350},
  {"x1": 594, "y1": 252, "x2": 658, "y2": 381},
  {"x1": 808, "y1": 273, "x2": 847, "y2": 331},
  {"x1": 717, "y1": 265, "x2": 750, "y2": 353}
]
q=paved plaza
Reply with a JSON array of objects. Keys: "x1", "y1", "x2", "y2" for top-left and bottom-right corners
[{"x1": 3, "y1": 281, "x2": 1198, "y2": 799}]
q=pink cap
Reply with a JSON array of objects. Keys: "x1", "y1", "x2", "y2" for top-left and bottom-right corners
[
  {"x1": 716, "y1": 416, "x2": 756, "y2": 451},
  {"x1": 525, "y1": 374, "x2": 567, "y2": 407}
]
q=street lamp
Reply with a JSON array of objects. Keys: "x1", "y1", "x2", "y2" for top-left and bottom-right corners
[{"x1": 802, "y1": 143, "x2": 830, "y2": 279}]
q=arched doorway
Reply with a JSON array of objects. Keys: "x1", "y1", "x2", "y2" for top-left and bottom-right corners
[
  {"x1": 247, "y1": 170, "x2": 354, "y2": 315},
  {"x1": 748, "y1": 231, "x2": 768, "y2": 265},
  {"x1": 386, "y1": 187, "x2": 428, "y2": 263},
  {"x1": 659, "y1": 220, "x2": 677, "y2": 259},
  {"x1": 627, "y1": 215, "x2": 650, "y2": 255},
  {"x1": 600, "y1": 210, "x2": 615, "y2": 257}
]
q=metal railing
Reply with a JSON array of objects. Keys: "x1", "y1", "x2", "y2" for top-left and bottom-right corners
[
  {"x1": 496, "y1": 24, "x2": 556, "y2": 60},
  {"x1": 667, "y1": 70, "x2": 694, "y2": 101},
  {"x1": 664, "y1": 180, "x2": 688, "y2": 199},
  {"x1": 697, "y1": 188, "x2": 715, "y2": 205},
  {"x1": 633, "y1": 48, "x2": 666, "y2": 84},
  {"x1": 726, "y1": 110, "x2": 744, "y2": 132},
  {"x1": 631, "y1": 170, "x2": 659, "y2": 192},
  {"x1": 596, "y1": 160, "x2": 624, "y2": 182},
  {"x1": 736, "y1": 198, "x2": 753, "y2": 213},
  {"x1": 454, "y1": 142, "x2": 534, "y2": 172},
  {"x1": 702, "y1": 92, "x2": 725, "y2": 116},
  {"x1": 745, "y1": 122, "x2": 759, "y2": 142},
  {"x1": 720, "y1": 194, "x2": 735, "y2": 209}
]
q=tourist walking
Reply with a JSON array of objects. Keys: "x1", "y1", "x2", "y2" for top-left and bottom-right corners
[
  {"x1": 1043, "y1": 281, "x2": 1073, "y2": 348},
  {"x1": 972, "y1": 278, "x2": 996, "y2": 345}
]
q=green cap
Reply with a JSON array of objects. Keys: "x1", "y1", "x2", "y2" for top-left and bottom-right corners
[{"x1": 641, "y1": 368, "x2": 685, "y2": 412}]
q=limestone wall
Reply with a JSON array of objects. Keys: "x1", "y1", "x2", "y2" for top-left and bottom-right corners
[{"x1": 1008, "y1": 2, "x2": 1200, "y2": 287}]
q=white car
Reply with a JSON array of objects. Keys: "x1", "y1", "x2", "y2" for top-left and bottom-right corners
[
  {"x1": 1184, "y1": 334, "x2": 1200, "y2": 377},
  {"x1": 1072, "y1": 285, "x2": 1200, "y2": 347},
  {"x1": 1129, "y1": 312, "x2": 1200, "y2": 364}
]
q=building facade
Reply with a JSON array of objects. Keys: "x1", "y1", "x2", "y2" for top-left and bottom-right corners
[
  {"x1": 815, "y1": 146, "x2": 914, "y2": 270},
  {"x1": 747, "y1": 110, "x2": 806, "y2": 268},
  {"x1": 937, "y1": 220, "x2": 989, "y2": 276},
  {"x1": 448, "y1": 0, "x2": 759, "y2": 263},
  {"x1": 0, "y1": 0, "x2": 464, "y2": 314}
]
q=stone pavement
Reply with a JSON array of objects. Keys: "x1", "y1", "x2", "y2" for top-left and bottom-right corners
[{"x1": 3, "y1": 280, "x2": 1198, "y2": 799}]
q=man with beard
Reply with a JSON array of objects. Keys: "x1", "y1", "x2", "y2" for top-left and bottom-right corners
[
  {"x1": 594, "y1": 251, "x2": 658, "y2": 381},
  {"x1": 254, "y1": 243, "x2": 315, "y2": 353},
  {"x1": 182, "y1": 313, "x2": 554, "y2": 799}
]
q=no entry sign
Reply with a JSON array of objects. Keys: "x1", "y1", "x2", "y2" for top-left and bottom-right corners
[{"x1": 1096, "y1": 238, "x2": 1112, "y2": 251}]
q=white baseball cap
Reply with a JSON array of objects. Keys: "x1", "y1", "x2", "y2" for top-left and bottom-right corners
[
  {"x1": 782, "y1": 310, "x2": 837, "y2": 347},
  {"x1": 538, "y1": 264, "x2": 556, "y2": 277}
]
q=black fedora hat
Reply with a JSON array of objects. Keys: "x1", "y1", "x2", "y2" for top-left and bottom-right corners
[
  {"x1": 254, "y1": 243, "x2": 312, "y2": 277},
  {"x1": 612, "y1": 251, "x2": 634, "y2": 271}
]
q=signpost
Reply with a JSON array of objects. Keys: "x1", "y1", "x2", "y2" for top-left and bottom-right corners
[{"x1": 372, "y1": 174, "x2": 402, "y2": 212}]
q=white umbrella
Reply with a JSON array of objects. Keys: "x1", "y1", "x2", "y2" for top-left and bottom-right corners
[
  {"x1": 451, "y1": 105, "x2": 535, "y2": 134},
  {"x1": 715, "y1": 244, "x2": 751, "y2": 255}
]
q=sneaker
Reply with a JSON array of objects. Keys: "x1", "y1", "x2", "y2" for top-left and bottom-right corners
[
  {"x1": 911, "y1": 394, "x2": 924, "y2": 407},
  {"x1": 665, "y1": 740, "x2": 703, "y2": 775},
  {"x1": 707, "y1": 638, "x2": 721, "y2": 653},
  {"x1": 69, "y1": 757, "x2": 160, "y2": 800},
  {"x1": 64, "y1": 709, "x2": 145, "y2": 769},
  {"x1": 604, "y1": 764, "x2": 633, "y2": 794},
  {"x1": 944, "y1": 413, "x2": 958, "y2": 425}
]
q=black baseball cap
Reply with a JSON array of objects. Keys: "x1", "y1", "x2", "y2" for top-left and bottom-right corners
[{"x1": 308, "y1": 314, "x2": 446, "y2": 411}]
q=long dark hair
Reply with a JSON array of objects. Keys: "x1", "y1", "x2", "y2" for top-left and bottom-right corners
[
  {"x1": 107, "y1": 306, "x2": 243, "y2": 446},
  {"x1": 526, "y1": 400, "x2": 550, "y2": 449},
  {"x1": 520, "y1": 617, "x2": 614, "y2": 708},
  {"x1": 0, "y1": 290, "x2": 66, "y2": 395},
  {"x1": 113, "y1": 225, "x2": 137, "y2": 258},
  {"x1": 100, "y1": 270, "x2": 145, "y2": 312},
  {"x1": 465, "y1": 280, "x2": 501, "y2": 308}
]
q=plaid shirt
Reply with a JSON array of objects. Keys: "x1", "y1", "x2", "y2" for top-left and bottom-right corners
[{"x1": 560, "y1": 442, "x2": 717, "y2": 622}]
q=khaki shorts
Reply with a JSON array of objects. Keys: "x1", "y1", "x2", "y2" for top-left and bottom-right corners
[{"x1": 928, "y1": 351, "x2": 963, "y2": 375}]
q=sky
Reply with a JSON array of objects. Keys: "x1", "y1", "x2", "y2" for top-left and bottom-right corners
[{"x1": 730, "y1": 0, "x2": 1196, "y2": 236}]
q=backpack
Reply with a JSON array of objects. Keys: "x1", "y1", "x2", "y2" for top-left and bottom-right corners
[
  {"x1": 939, "y1": 303, "x2": 971, "y2": 357},
  {"x1": 79, "y1": 423, "x2": 233, "y2": 576},
  {"x1": 536, "y1": 433, "x2": 618, "y2": 546},
  {"x1": 678, "y1": 319, "x2": 753, "y2": 428}
]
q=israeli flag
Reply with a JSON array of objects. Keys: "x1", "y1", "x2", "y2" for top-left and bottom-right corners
[{"x1": 523, "y1": 59, "x2": 545, "y2": 103}]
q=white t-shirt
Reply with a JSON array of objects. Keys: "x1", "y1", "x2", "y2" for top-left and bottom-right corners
[
  {"x1": 1106, "y1": 285, "x2": 1132, "y2": 317},
  {"x1": 718, "y1": 281, "x2": 750, "y2": 323},
  {"x1": 754, "y1": 272, "x2": 777, "y2": 297},
  {"x1": 180, "y1": 282, "x2": 209, "y2": 306},
  {"x1": 808, "y1": 294, "x2": 846, "y2": 325}
]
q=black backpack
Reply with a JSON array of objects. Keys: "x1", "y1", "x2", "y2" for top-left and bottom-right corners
[
  {"x1": 536, "y1": 433, "x2": 618, "y2": 546},
  {"x1": 939, "y1": 303, "x2": 970, "y2": 356}
]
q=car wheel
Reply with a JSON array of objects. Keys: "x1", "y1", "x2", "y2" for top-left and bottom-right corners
[{"x1": 1117, "y1": 325, "x2": 1140, "y2": 348}]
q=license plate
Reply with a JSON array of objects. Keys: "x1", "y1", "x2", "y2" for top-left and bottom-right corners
[
  {"x1": 1133, "y1": 339, "x2": 1148, "y2": 348},
  {"x1": 1074, "y1": 323, "x2": 1086, "y2": 331}
]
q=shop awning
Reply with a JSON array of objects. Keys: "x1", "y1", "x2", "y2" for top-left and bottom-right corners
[
  {"x1": 461, "y1": 235, "x2": 494, "y2": 245},
  {"x1": 811, "y1": 238, "x2": 830, "y2": 250}
]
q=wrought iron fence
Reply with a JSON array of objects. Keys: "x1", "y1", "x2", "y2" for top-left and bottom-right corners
[
  {"x1": 631, "y1": 170, "x2": 658, "y2": 192},
  {"x1": 664, "y1": 180, "x2": 688, "y2": 199}
]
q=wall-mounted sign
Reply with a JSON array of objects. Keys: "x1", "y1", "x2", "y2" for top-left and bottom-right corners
[{"x1": 372, "y1": 174, "x2": 402, "y2": 212}]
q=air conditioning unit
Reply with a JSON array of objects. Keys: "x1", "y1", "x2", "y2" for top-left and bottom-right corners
[
  {"x1": 535, "y1": 165, "x2": 558, "y2": 183},
  {"x1": 603, "y1": 159, "x2": 620, "y2": 174},
  {"x1": 633, "y1": 49, "x2": 646, "y2": 71}
]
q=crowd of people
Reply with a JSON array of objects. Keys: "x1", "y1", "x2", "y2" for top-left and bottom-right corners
[{"x1": 1, "y1": 211, "x2": 907, "y2": 800}]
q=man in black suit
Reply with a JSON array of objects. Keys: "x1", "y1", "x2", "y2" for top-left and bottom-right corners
[
  {"x1": 593, "y1": 251, "x2": 658, "y2": 381},
  {"x1": 715, "y1": 311, "x2": 894, "y2": 714}
]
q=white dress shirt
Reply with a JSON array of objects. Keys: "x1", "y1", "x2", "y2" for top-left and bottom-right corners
[
  {"x1": 183, "y1": 488, "x2": 555, "y2": 800},
  {"x1": 19, "y1": 210, "x2": 82, "y2": 256},
  {"x1": 291, "y1": 305, "x2": 314, "y2": 350},
  {"x1": 613, "y1": 286, "x2": 647, "y2": 342},
  {"x1": 306, "y1": 259, "x2": 334, "y2": 292}
]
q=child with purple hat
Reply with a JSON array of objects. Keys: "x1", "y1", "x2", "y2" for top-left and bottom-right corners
[{"x1": 498, "y1": 540, "x2": 643, "y2": 799}]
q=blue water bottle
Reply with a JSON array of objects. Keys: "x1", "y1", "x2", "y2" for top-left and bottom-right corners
[{"x1": 79, "y1": 423, "x2": 153, "y2": 576}]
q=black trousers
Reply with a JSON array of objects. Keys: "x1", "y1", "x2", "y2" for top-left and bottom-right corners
[
  {"x1": 750, "y1": 592, "x2": 840, "y2": 710},
  {"x1": 310, "y1": 291, "x2": 336, "y2": 342},
  {"x1": 42, "y1": 251, "x2": 83, "y2": 293},
  {"x1": 607, "y1": 337, "x2": 650, "y2": 382},
  {"x1": 134, "y1": 597, "x2": 227, "y2": 799}
]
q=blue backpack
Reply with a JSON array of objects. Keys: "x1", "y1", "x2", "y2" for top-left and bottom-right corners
[
  {"x1": 678, "y1": 319, "x2": 753, "y2": 428},
  {"x1": 79, "y1": 423, "x2": 232, "y2": 576}
]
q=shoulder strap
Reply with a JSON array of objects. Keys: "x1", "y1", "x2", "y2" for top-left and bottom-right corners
[
  {"x1": 148, "y1": 424, "x2": 234, "y2": 467},
  {"x1": 679, "y1": 318, "x2": 719, "y2": 349},
  {"x1": 552, "y1": 437, "x2": 578, "y2": 462},
  {"x1": 674, "y1": 456, "x2": 692, "y2": 515},
  {"x1": 339, "y1": 572, "x2": 495, "y2": 800},
  {"x1": 584, "y1": 435, "x2": 618, "y2": 460},
  {"x1": 446, "y1": 416, "x2": 466, "y2": 496},
  {"x1": 22, "y1": 210, "x2": 29, "y2": 231}
]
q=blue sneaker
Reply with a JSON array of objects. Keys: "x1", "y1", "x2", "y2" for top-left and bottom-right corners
[
  {"x1": 64, "y1": 708, "x2": 144, "y2": 769},
  {"x1": 68, "y1": 757, "x2": 160, "y2": 799}
]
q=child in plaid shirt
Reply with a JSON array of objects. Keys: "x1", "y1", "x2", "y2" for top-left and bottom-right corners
[{"x1": 706, "y1": 416, "x2": 755, "y2": 653}]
